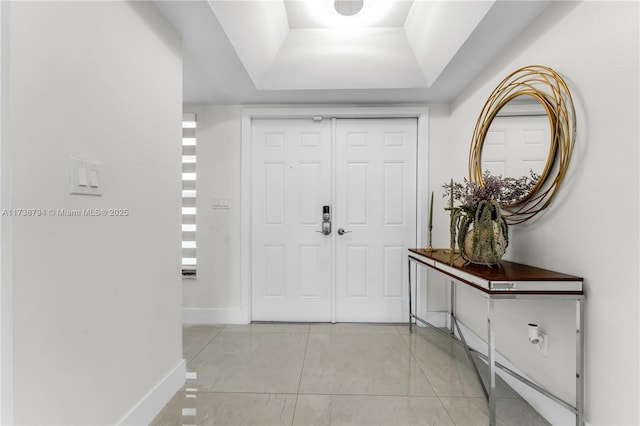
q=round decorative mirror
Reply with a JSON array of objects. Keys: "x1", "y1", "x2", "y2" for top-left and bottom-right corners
[{"x1": 469, "y1": 65, "x2": 576, "y2": 224}]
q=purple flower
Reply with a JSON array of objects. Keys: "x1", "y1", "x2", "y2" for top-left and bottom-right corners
[{"x1": 443, "y1": 170, "x2": 540, "y2": 211}]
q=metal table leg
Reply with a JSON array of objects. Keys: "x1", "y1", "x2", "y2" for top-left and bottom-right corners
[
  {"x1": 450, "y1": 279, "x2": 456, "y2": 335},
  {"x1": 576, "y1": 299, "x2": 585, "y2": 426},
  {"x1": 408, "y1": 258, "x2": 413, "y2": 333},
  {"x1": 488, "y1": 298, "x2": 496, "y2": 426}
]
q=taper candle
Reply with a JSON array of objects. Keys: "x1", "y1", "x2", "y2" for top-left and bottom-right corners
[
  {"x1": 449, "y1": 178, "x2": 454, "y2": 210},
  {"x1": 429, "y1": 191, "x2": 434, "y2": 228}
]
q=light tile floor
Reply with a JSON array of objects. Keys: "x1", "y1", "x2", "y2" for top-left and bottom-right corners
[{"x1": 152, "y1": 323, "x2": 549, "y2": 426}]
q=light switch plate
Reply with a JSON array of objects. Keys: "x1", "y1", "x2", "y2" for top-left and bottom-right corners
[
  {"x1": 213, "y1": 197, "x2": 230, "y2": 209},
  {"x1": 70, "y1": 158, "x2": 102, "y2": 196}
]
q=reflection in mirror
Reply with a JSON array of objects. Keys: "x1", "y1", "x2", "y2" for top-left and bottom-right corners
[
  {"x1": 481, "y1": 95, "x2": 552, "y2": 205},
  {"x1": 483, "y1": 96, "x2": 550, "y2": 177}
]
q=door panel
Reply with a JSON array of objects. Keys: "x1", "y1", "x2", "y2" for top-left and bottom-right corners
[
  {"x1": 334, "y1": 119, "x2": 417, "y2": 323},
  {"x1": 251, "y1": 119, "x2": 332, "y2": 322}
]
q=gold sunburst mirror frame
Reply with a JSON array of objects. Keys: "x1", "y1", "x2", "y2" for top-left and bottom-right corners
[{"x1": 469, "y1": 65, "x2": 576, "y2": 224}]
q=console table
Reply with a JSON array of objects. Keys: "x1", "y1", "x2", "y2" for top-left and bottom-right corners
[{"x1": 407, "y1": 248, "x2": 585, "y2": 426}]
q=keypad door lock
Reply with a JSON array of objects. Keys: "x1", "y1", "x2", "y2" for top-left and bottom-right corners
[{"x1": 317, "y1": 205, "x2": 331, "y2": 235}]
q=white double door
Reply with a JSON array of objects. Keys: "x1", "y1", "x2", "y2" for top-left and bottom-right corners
[{"x1": 251, "y1": 118, "x2": 417, "y2": 323}]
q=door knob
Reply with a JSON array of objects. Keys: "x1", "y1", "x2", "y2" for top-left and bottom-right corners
[{"x1": 337, "y1": 228, "x2": 352, "y2": 235}]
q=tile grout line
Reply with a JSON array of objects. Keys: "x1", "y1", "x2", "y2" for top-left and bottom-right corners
[
  {"x1": 397, "y1": 327, "x2": 439, "y2": 392},
  {"x1": 397, "y1": 327, "x2": 458, "y2": 426},
  {"x1": 178, "y1": 325, "x2": 221, "y2": 425},
  {"x1": 291, "y1": 327, "x2": 311, "y2": 426},
  {"x1": 184, "y1": 325, "x2": 225, "y2": 364}
]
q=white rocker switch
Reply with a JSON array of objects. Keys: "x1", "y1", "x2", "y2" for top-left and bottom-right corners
[
  {"x1": 88, "y1": 169, "x2": 100, "y2": 188},
  {"x1": 78, "y1": 167, "x2": 88, "y2": 187}
]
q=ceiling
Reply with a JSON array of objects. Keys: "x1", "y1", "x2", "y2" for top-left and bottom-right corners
[{"x1": 154, "y1": 0, "x2": 551, "y2": 105}]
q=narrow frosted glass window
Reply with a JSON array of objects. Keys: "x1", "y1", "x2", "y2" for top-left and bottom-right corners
[{"x1": 182, "y1": 112, "x2": 197, "y2": 277}]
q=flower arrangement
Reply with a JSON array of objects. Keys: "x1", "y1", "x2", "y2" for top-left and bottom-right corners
[{"x1": 443, "y1": 170, "x2": 539, "y2": 265}]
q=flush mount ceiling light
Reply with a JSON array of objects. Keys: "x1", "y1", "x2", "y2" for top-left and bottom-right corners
[
  {"x1": 305, "y1": 0, "x2": 394, "y2": 28},
  {"x1": 334, "y1": 0, "x2": 364, "y2": 16}
]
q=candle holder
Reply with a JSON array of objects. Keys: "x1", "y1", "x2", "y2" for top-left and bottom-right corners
[
  {"x1": 443, "y1": 209, "x2": 459, "y2": 263},
  {"x1": 444, "y1": 178, "x2": 458, "y2": 264},
  {"x1": 427, "y1": 191, "x2": 434, "y2": 253}
]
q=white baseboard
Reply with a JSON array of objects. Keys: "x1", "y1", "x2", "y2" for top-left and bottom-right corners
[
  {"x1": 183, "y1": 308, "x2": 249, "y2": 325},
  {"x1": 117, "y1": 359, "x2": 186, "y2": 426},
  {"x1": 452, "y1": 319, "x2": 576, "y2": 426}
]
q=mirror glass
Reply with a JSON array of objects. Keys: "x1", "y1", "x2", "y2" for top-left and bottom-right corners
[{"x1": 480, "y1": 95, "x2": 553, "y2": 206}]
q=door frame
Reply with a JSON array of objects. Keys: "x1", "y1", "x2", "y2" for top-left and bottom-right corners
[
  {"x1": 240, "y1": 106, "x2": 429, "y2": 324},
  {"x1": 0, "y1": 1, "x2": 13, "y2": 422}
]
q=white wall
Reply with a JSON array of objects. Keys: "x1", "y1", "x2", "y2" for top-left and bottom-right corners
[
  {"x1": 7, "y1": 2, "x2": 184, "y2": 424},
  {"x1": 182, "y1": 105, "x2": 244, "y2": 323},
  {"x1": 429, "y1": 2, "x2": 639, "y2": 425}
]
